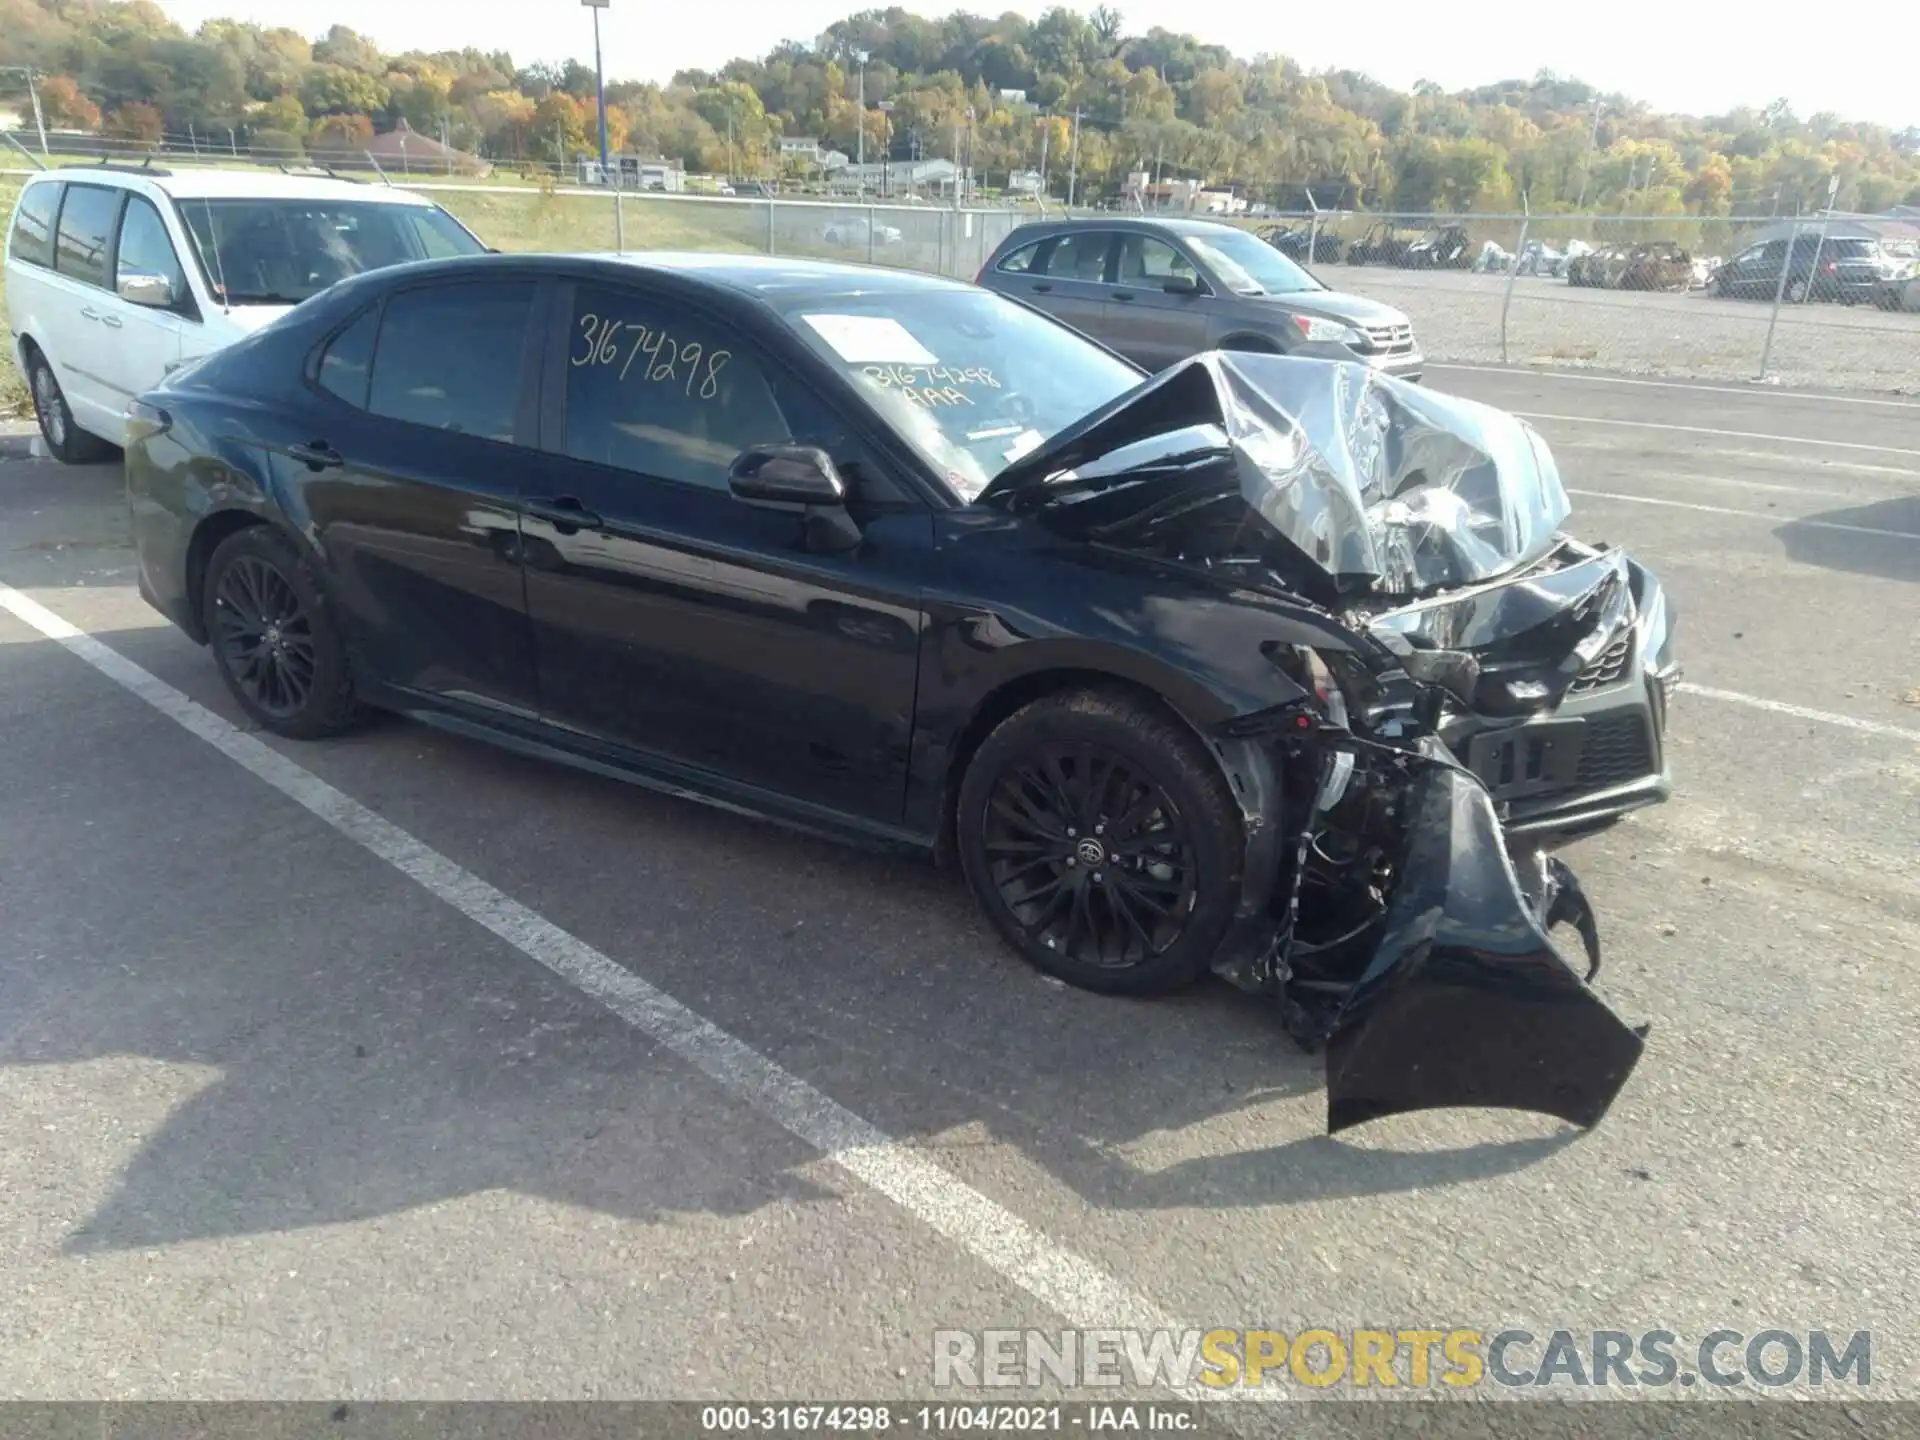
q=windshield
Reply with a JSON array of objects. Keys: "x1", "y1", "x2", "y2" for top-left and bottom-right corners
[
  {"x1": 1182, "y1": 228, "x2": 1322, "y2": 296},
  {"x1": 178, "y1": 199, "x2": 484, "y2": 305},
  {"x1": 777, "y1": 288, "x2": 1143, "y2": 500}
]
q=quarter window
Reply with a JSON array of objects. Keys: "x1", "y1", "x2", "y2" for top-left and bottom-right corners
[
  {"x1": 995, "y1": 241, "x2": 1042, "y2": 274},
  {"x1": 563, "y1": 286, "x2": 818, "y2": 492},
  {"x1": 114, "y1": 195, "x2": 188, "y2": 306},
  {"x1": 7, "y1": 181, "x2": 62, "y2": 269},
  {"x1": 368, "y1": 283, "x2": 534, "y2": 442},
  {"x1": 53, "y1": 184, "x2": 122, "y2": 289},
  {"x1": 317, "y1": 306, "x2": 381, "y2": 409}
]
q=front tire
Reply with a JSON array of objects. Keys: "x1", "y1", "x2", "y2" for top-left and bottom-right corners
[
  {"x1": 26, "y1": 349, "x2": 114, "y2": 465},
  {"x1": 202, "y1": 525, "x2": 365, "y2": 739},
  {"x1": 955, "y1": 690, "x2": 1244, "y2": 995}
]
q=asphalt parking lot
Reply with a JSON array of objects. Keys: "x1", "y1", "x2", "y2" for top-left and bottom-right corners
[{"x1": 0, "y1": 365, "x2": 1916, "y2": 1407}]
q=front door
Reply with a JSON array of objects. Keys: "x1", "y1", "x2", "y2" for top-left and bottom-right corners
[
  {"x1": 96, "y1": 193, "x2": 191, "y2": 415},
  {"x1": 519, "y1": 280, "x2": 929, "y2": 825},
  {"x1": 267, "y1": 278, "x2": 545, "y2": 717},
  {"x1": 1103, "y1": 232, "x2": 1211, "y2": 370}
]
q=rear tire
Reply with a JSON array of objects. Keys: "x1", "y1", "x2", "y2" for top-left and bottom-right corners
[
  {"x1": 202, "y1": 525, "x2": 365, "y2": 740},
  {"x1": 955, "y1": 689, "x2": 1244, "y2": 996},
  {"x1": 26, "y1": 349, "x2": 114, "y2": 465}
]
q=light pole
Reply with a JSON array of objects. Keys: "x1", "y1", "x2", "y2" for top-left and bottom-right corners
[
  {"x1": 582, "y1": 0, "x2": 611, "y2": 184},
  {"x1": 854, "y1": 49, "x2": 868, "y2": 197},
  {"x1": 876, "y1": 100, "x2": 895, "y2": 198}
]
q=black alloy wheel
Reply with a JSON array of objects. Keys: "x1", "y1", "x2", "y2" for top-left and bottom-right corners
[
  {"x1": 212, "y1": 552, "x2": 318, "y2": 719},
  {"x1": 982, "y1": 742, "x2": 1196, "y2": 969},
  {"x1": 202, "y1": 526, "x2": 365, "y2": 739},
  {"x1": 957, "y1": 690, "x2": 1242, "y2": 995}
]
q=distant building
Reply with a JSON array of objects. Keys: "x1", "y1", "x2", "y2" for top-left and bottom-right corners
[
  {"x1": 1743, "y1": 209, "x2": 1920, "y2": 252},
  {"x1": 578, "y1": 153, "x2": 687, "y2": 192},
  {"x1": 826, "y1": 157, "x2": 963, "y2": 196},
  {"x1": 356, "y1": 119, "x2": 490, "y2": 177},
  {"x1": 778, "y1": 136, "x2": 823, "y2": 163}
]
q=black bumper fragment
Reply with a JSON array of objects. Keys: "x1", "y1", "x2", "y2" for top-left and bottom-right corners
[{"x1": 1321, "y1": 764, "x2": 1647, "y2": 1133}]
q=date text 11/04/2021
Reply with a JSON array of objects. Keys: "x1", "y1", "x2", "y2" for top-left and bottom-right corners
[{"x1": 700, "y1": 1405, "x2": 1196, "y2": 1432}]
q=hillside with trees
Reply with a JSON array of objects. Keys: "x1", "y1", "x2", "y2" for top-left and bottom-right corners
[{"x1": 3, "y1": 0, "x2": 1916, "y2": 214}]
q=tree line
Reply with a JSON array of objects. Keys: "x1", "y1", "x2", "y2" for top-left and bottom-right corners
[{"x1": 3, "y1": 0, "x2": 1916, "y2": 214}]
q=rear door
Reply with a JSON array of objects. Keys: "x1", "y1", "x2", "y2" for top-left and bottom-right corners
[
  {"x1": 42, "y1": 181, "x2": 128, "y2": 437},
  {"x1": 270, "y1": 278, "x2": 546, "y2": 717},
  {"x1": 1103, "y1": 231, "x2": 1211, "y2": 370},
  {"x1": 1008, "y1": 230, "x2": 1117, "y2": 340}
]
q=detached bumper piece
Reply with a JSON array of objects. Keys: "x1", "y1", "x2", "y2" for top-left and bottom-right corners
[{"x1": 1320, "y1": 765, "x2": 1647, "y2": 1133}]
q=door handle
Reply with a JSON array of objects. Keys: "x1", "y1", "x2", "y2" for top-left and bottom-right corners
[
  {"x1": 525, "y1": 496, "x2": 603, "y2": 533},
  {"x1": 1029, "y1": 282, "x2": 1053, "y2": 293},
  {"x1": 1111, "y1": 290, "x2": 1136, "y2": 301},
  {"x1": 80, "y1": 306, "x2": 100, "y2": 322},
  {"x1": 98, "y1": 313, "x2": 123, "y2": 329},
  {"x1": 286, "y1": 440, "x2": 343, "y2": 471}
]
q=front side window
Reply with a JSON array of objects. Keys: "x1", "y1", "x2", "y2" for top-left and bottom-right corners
[
  {"x1": 54, "y1": 184, "x2": 122, "y2": 289},
  {"x1": 778, "y1": 286, "x2": 1143, "y2": 500},
  {"x1": 1116, "y1": 234, "x2": 1198, "y2": 285},
  {"x1": 564, "y1": 286, "x2": 820, "y2": 492},
  {"x1": 178, "y1": 200, "x2": 487, "y2": 306},
  {"x1": 368, "y1": 283, "x2": 533, "y2": 442},
  {"x1": 7, "y1": 181, "x2": 62, "y2": 269},
  {"x1": 115, "y1": 195, "x2": 188, "y2": 306},
  {"x1": 1038, "y1": 230, "x2": 1112, "y2": 281}
]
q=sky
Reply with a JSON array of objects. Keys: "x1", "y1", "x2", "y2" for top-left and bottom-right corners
[{"x1": 155, "y1": 1, "x2": 1915, "y2": 132}]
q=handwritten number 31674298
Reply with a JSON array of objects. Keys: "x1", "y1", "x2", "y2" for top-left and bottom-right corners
[{"x1": 574, "y1": 313, "x2": 730, "y2": 401}]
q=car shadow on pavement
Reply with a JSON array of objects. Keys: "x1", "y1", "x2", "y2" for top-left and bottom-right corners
[
  {"x1": 1775, "y1": 496, "x2": 1920, "y2": 583},
  {"x1": 1, "y1": 623, "x2": 1578, "y2": 1259}
]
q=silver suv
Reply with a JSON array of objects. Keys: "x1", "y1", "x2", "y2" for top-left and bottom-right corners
[{"x1": 978, "y1": 217, "x2": 1423, "y2": 379}]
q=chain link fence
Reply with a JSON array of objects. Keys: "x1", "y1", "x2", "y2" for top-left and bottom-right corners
[{"x1": 1247, "y1": 210, "x2": 1920, "y2": 392}]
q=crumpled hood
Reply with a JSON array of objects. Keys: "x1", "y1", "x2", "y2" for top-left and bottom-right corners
[{"x1": 980, "y1": 351, "x2": 1570, "y2": 598}]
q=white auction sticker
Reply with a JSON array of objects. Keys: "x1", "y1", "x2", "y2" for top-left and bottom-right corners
[{"x1": 802, "y1": 314, "x2": 938, "y2": 366}]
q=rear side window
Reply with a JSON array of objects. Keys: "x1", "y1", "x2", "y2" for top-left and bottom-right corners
[
  {"x1": 317, "y1": 306, "x2": 381, "y2": 409},
  {"x1": 54, "y1": 184, "x2": 123, "y2": 289},
  {"x1": 368, "y1": 283, "x2": 534, "y2": 442},
  {"x1": 995, "y1": 241, "x2": 1041, "y2": 274},
  {"x1": 8, "y1": 181, "x2": 62, "y2": 268},
  {"x1": 1037, "y1": 230, "x2": 1112, "y2": 281}
]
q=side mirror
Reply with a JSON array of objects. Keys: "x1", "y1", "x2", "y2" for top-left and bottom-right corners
[
  {"x1": 1162, "y1": 273, "x2": 1202, "y2": 296},
  {"x1": 118, "y1": 271, "x2": 176, "y2": 308},
  {"x1": 728, "y1": 443, "x2": 861, "y2": 552},
  {"x1": 728, "y1": 443, "x2": 847, "y2": 508}
]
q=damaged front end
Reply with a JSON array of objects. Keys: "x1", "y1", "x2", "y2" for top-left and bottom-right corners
[{"x1": 984, "y1": 350, "x2": 1656, "y2": 1131}]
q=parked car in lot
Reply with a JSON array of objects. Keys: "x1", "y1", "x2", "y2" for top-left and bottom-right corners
[
  {"x1": 1710, "y1": 234, "x2": 1899, "y2": 304},
  {"x1": 1872, "y1": 261, "x2": 1920, "y2": 312},
  {"x1": 821, "y1": 216, "x2": 904, "y2": 248},
  {"x1": 1342, "y1": 221, "x2": 1419, "y2": 267},
  {"x1": 4, "y1": 163, "x2": 487, "y2": 463},
  {"x1": 1402, "y1": 224, "x2": 1473, "y2": 269},
  {"x1": 124, "y1": 252, "x2": 1667, "y2": 1131},
  {"x1": 1566, "y1": 242, "x2": 1694, "y2": 292},
  {"x1": 977, "y1": 217, "x2": 1423, "y2": 379}
]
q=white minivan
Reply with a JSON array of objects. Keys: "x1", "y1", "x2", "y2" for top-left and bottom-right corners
[{"x1": 5, "y1": 163, "x2": 489, "y2": 463}]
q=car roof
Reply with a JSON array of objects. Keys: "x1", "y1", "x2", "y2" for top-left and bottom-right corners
[
  {"x1": 373, "y1": 250, "x2": 980, "y2": 302},
  {"x1": 1001, "y1": 215, "x2": 1253, "y2": 243},
  {"x1": 31, "y1": 165, "x2": 439, "y2": 207}
]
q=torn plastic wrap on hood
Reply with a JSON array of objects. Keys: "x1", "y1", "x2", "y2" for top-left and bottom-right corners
[{"x1": 980, "y1": 351, "x2": 1572, "y2": 598}]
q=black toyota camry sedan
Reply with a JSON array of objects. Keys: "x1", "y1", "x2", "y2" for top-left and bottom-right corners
[{"x1": 125, "y1": 252, "x2": 1671, "y2": 1132}]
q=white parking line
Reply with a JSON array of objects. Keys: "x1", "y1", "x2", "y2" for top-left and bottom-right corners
[
  {"x1": 1677, "y1": 684, "x2": 1920, "y2": 744},
  {"x1": 1516, "y1": 412, "x2": 1920, "y2": 458},
  {"x1": 1565, "y1": 488, "x2": 1919, "y2": 542},
  {"x1": 0, "y1": 580, "x2": 1250, "y2": 1404},
  {"x1": 1428, "y1": 364, "x2": 1920, "y2": 411}
]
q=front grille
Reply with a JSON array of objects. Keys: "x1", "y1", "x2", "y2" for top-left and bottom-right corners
[
  {"x1": 1569, "y1": 634, "x2": 1633, "y2": 693},
  {"x1": 1574, "y1": 711, "x2": 1655, "y2": 791},
  {"x1": 1359, "y1": 323, "x2": 1416, "y2": 356}
]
